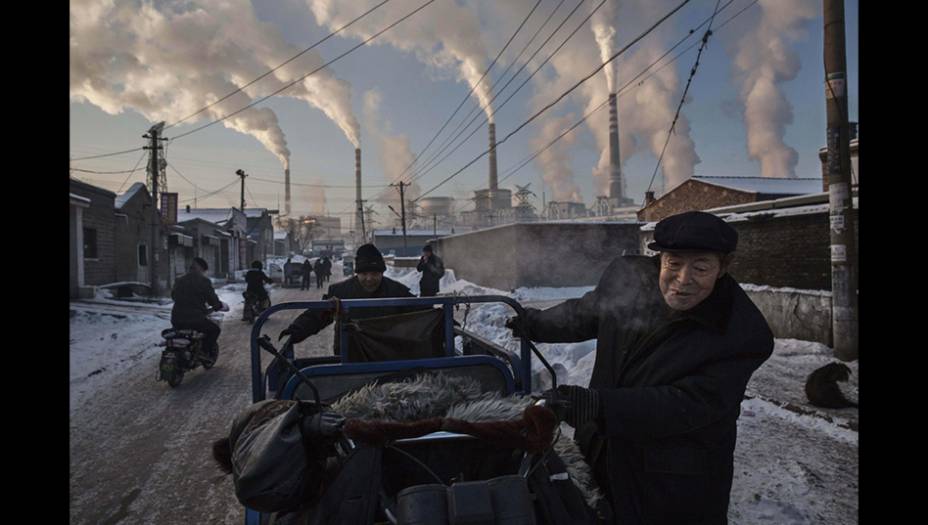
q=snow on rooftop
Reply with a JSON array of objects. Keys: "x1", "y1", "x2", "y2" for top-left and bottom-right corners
[
  {"x1": 177, "y1": 208, "x2": 233, "y2": 225},
  {"x1": 273, "y1": 231, "x2": 289, "y2": 240},
  {"x1": 243, "y1": 208, "x2": 268, "y2": 218},
  {"x1": 115, "y1": 182, "x2": 147, "y2": 209},
  {"x1": 373, "y1": 229, "x2": 451, "y2": 237},
  {"x1": 693, "y1": 176, "x2": 823, "y2": 196}
]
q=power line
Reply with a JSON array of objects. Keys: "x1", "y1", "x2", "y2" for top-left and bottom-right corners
[
  {"x1": 415, "y1": 0, "x2": 692, "y2": 202},
  {"x1": 405, "y1": 0, "x2": 569, "y2": 185},
  {"x1": 407, "y1": 0, "x2": 595, "y2": 185},
  {"x1": 179, "y1": 178, "x2": 240, "y2": 204},
  {"x1": 249, "y1": 175, "x2": 390, "y2": 189},
  {"x1": 117, "y1": 152, "x2": 150, "y2": 193},
  {"x1": 394, "y1": 0, "x2": 543, "y2": 183},
  {"x1": 70, "y1": 147, "x2": 146, "y2": 161},
  {"x1": 646, "y1": 0, "x2": 723, "y2": 195},
  {"x1": 499, "y1": 0, "x2": 743, "y2": 186},
  {"x1": 169, "y1": 0, "x2": 436, "y2": 142},
  {"x1": 165, "y1": 0, "x2": 392, "y2": 130}
]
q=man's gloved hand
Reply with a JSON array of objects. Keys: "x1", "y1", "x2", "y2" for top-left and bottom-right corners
[
  {"x1": 301, "y1": 411, "x2": 346, "y2": 438},
  {"x1": 543, "y1": 384, "x2": 600, "y2": 429},
  {"x1": 505, "y1": 316, "x2": 528, "y2": 339}
]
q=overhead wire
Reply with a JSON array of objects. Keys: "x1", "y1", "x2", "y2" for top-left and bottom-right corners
[
  {"x1": 404, "y1": 0, "x2": 569, "y2": 185},
  {"x1": 165, "y1": 0, "x2": 392, "y2": 130},
  {"x1": 646, "y1": 0, "x2": 724, "y2": 195},
  {"x1": 169, "y1": 0, "x2": 437, "y2": 142},
  {"x1": 69, "y1": 147, "x2": 146, "y2": 161},
  {"x1": 393, "y1": 0, "x2": 543, "y2": 184},
  {"x1": 499, "y1": 0, "x2": 743, "y2": 186},
  {"x1": 407, "y1": 0, "x2": 597, "y2": 185},
  {"x1": 414, "y1": 0, "x2": 692, "y2": 202}
]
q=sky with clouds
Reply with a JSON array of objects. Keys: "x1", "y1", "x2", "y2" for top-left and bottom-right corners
[{"x1": 70, "y1": 0, "x2": 858, "y2": 227}]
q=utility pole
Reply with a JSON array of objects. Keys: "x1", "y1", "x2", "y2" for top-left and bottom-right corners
[
  {"x1": 390, "y1": 182, "x2": 408, "y2": 251},
  {"x1": 824, "y1": 0, "x2": 857, "y2": 361},
  {"x1": 236, "y1": 169, "x2": 248, "y2": 211},
  {"x1": 143, "y1": 122, "x2": 165, "y2": 297}
]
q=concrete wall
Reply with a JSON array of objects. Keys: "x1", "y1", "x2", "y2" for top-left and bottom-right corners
[
  {"x1": 433, "y1": 222, "x2": 641, "y2": 290},
  {"x1": 743, "y1": 286, "x2": 833, "y2": 346}
]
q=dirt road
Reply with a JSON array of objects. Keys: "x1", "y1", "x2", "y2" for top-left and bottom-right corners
[{"x1": 70, "y1": 284, "x2": 333, "y2": 525}]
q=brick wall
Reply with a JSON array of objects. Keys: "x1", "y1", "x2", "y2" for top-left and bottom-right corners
[
  {"x1": 433, "y1": 222, "x2": 641, "y2": 290},
  {"x1": 71, "y1": 180, "x2": 116, "y2": 285},
  {"x1": 638, "y1": 180, "x2": 756, "y2": 222},
  {"x1": 725, "y1": 209, "x2": 859, "y2": 290}
]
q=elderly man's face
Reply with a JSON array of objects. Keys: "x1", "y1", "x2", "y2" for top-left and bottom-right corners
[
  {"x1": 357, "y1": 271, "x2": 383, "y2": 292},
  {"x1": 659, "y1": 251, "x2": 727, "y2": 311}
]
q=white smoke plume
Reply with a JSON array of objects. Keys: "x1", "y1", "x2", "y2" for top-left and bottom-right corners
[
  {"x1": 526, "y1": 0, "x2": 700, "y2": 201},
  {"x1": 307, "y1": 0, "x2": 495, "y2": 122},
  {"x1": 295, "y1": 176, "x2": 328, "y2": 215},
  {"x1": 729, "y1": 0, "x2": 817, "y2": 178},
  {"x1": 362, "y1": 89, "x2": 422, "y2": 211},
  {"x1": 70, "y1": 0, "x2": 361, "y2": 170},
  {"x1": 531, "y1": 114, "x2": 582, "y2": 202},
  {"x1": 590, "y1": 1, "x2": 618, "y2": 93}
]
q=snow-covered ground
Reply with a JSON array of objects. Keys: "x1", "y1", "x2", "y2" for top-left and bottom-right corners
[
  {"x1": 70, "y1": 283, "x2": 245, "y2": 415},
  {"x1": 72, "y1": 268, "x2": 857, "y2": 522},
  {"x1": 384, "y1": 266, "x2": 859, "y2": 523}
]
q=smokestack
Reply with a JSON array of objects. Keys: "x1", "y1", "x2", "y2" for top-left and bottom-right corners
[
  {"x1": 608, "y1": 93, "x2": 623, "y2": 202},
  {"x1": 355, "y1": 148, "x2": 362, "y2": 232},
  {"x1": 488, "y1": 123, "x2": 498, "y2": 191},
  {"x1": 284, "y1": 169, "x2": 291, "y2": 217}
]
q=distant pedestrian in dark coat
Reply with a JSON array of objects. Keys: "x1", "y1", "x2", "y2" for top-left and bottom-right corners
[
  {"x1": 508, "y1": 211, "x2": 774, "y2": 525},
  {"x1": 283, "y1": 257, "x2": 294, "y2": 286},
  {"x1": 300, "y1": 260, "x2": 313, "y2": 291},
  {"x1": 313, "y1": 259, "x2": 325, "y2": 289},
  {"x1": 416, "y1": 245, "x2": 444, "y2": 297},
  {"x1": 321, "y1": 256, "x2": 332, "y2": 283}
]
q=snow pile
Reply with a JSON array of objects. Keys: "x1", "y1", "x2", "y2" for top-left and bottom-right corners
[
  {"x1": 69, "y1": 309, "x2": 168, "y2": 413},
  {"x1": 384, "y1": 266, "x2": 598, "y2": 390}
]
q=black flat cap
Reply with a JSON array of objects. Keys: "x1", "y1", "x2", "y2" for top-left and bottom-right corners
[{"x1": 648, "y1": 211, "x2": 738, "y2": 253}]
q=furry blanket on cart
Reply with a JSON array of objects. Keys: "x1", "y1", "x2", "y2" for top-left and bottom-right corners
[
  {"x1": 331, "y1": 372, "x2": 603, "y2": 507},
  {"x1": 214, "y1": 372, "x2": 604, "y2": 510}
]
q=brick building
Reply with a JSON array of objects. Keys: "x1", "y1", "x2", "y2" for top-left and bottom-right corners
[
  {"x1": 177, "y1": 207, "x2": 248, "y2": 277},
  {"x1": 244, "y1": 208, "x2": 275, "y2": 264},
  {"x1": 637, "y1": 176, "x2": 823, "y2": 222},
  {"x1": 640, "y1": 192, "x2": 859, "y2": 290},
  {"x1": 70, "y1": 179, "x2": 117, "y2": 287}
]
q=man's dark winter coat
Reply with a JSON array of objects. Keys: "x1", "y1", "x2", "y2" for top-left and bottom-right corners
[
  {"x1": 521, "y1": 254, "x2": 773, "y2": 525},
  {"x1": 245, "y1": 269, "x2": 272, "y2": 300},
  {"x1": 171, "y1": 272, "x2": 222, "y2": 325},
  {"x1": 416, "y1": 254, "x2": 445, "y2": 296},
  {"x1": 285, "y1": 275, "x2": 417, "y2": 349}
]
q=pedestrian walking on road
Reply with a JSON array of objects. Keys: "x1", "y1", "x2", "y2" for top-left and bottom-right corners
[
  {"x1": 300, "y1": 259, "x2": 313, "y2": 291},
  {"x1": 313, "y1": 258, "x2": 325, "y2": 289},
  {"x1": 416, "y1": 245, "x2": 444, "y2": 297}
]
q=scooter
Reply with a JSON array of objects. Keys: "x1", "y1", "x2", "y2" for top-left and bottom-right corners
[
  {"x1": 158, "y1": 302, "x2": 229, "y2": 387},
  {"x1": 242, "y1": 292, "x2": 271, "y2": 324}
]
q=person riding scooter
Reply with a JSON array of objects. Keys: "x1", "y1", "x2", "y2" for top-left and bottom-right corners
[
  {"x1": 171, "y1": 257, "x2": 226, "y2": 355},
  {"x1": 244, "y1": 260, "x2": 273, "y2": 319}
]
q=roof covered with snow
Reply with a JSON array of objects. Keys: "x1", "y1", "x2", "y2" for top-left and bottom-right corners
[
  {"x1": 693, "y1": 176, "x2": 823, "y2": 196},
  {"x1": 115, "y1": 182, "x2": 148, "y2": 209},
  {"x1": 372, "y1": 229, "x2": 452, "y2": 237},
  {"x1": 243, "y1": 208, "x2": 268, "y2": 218},
  {"x1": 177, "y1": 208, "x2": 233, "y2": 225},
  {"x1": 273, "y1": 231, "x2": 289, "y2": 240}
]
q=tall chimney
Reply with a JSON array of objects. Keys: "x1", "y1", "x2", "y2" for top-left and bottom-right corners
[
  {"x1": 608, "y1": 93, "x2": 623, "y2": 202},
  {"x1": 284, "y1": 169, "x2": 291, "y2": 217},
  {"x1": 488, "y1": 123, "x2": 498, "y2": 191},
  {"x1": 355, "y1": 148, "x2": 363, "y2": 233}
]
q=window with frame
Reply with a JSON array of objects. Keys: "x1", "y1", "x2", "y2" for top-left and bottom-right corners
[
  {"x1": 83, "y1": 228, "x2": 98, "y2": 259},
  {"x1": 138, "y1": 244, "x2": 148, "y2": 267}
]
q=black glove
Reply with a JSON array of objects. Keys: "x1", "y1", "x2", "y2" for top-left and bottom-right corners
[
  {"x1": 278, "y1": 328, "x2": 293, "y2": 341},
  {"x1": 505, "y1": 316, "x2": 528, "y2": 339},
  {"x1": 301, "y1": 411, "x2": 345, "y2": 438},
  {"x1": 544, "y1": 384, "x2": 600, "y2": 429}
]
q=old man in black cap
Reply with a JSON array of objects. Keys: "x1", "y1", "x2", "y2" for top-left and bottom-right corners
[
  {"x1": 280, "y1": 243, "x2": 417, "y2": 352},
  {"x1": 507, "y1": 210, "x2": 774, "y2": 525}
]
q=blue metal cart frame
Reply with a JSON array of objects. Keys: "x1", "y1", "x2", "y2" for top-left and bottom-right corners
[{"x1": 244, "y1": 295, "x2": 538, "y2": 525}]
